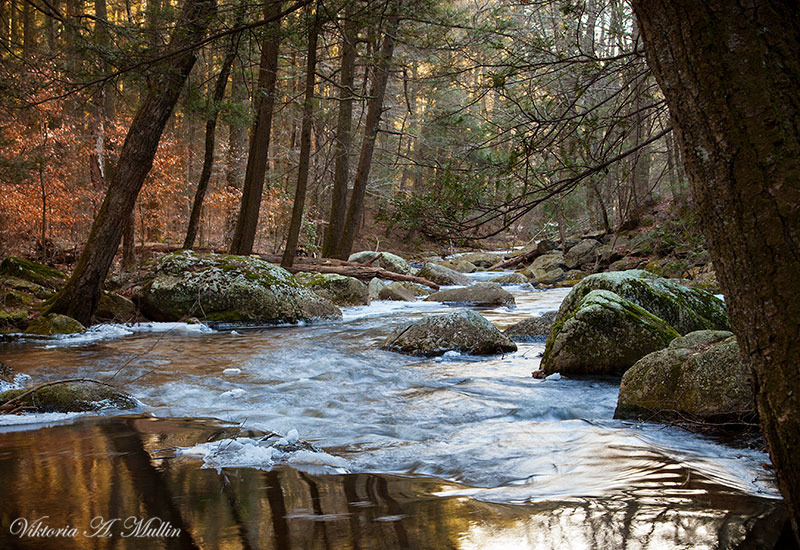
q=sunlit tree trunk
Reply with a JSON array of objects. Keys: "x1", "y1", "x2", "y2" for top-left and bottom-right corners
[
  {"x1": 282, "y1": 1, "x2": 320, "y2": 268},
  {"x1": 337, "y1": 6, "x2": 400, "y2": 258},
  {"x1": 46, "y1": 0, "x2": 218, "y2": 324},
  {"x1": 229, "y1": 0, "x2": 283, "y2": 255},
  {"x1": 632, "y1": 0, "x2": 800, "y2": 541}
]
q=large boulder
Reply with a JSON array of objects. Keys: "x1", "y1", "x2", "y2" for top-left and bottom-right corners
[
  {"x1": 381, "y1": 309, "x2": 517, "y2": 356},
  {"x1": 417, "y1": 263, "x2": 473, "y2": 286},
  {"x1": 0, "y1": 381, "x2": 138, "y2": 413},
  {"x1": 95, "y1": 291, "x2": 137, "y2": 322},
  {"x1": 533, "y1": 268, "x2": 565, "y2": 285},
  {"x1": 296, "y1": 273, "x2": 370, "y2": 307},
  {"x1": 378, "y1": 282, "x2": 418, "y2": 302},
  {"x1": 564, "y1": 239, "x2": 601, "y2": 269},
  {"x1": 521, "y1": 252, "x2": 564, "y2": 278},
  {"x1": 541, "y1": 290, "x2": 680, "y2": 375},
  {"x1": 425, "y1": 282, "x2": 515, "y2": 307},
  {"x1": 504, "y1": 311, "x2": 557, "y2": 341},
  {"x1": 24, "y1": 313, "x2": 85, "y2": 335},
  {"x1": 139, "y1": 251, "x2": 341, "y2": 324},
  {"x1": 0, "y1": 257, "x2": 66, "y2": 290},
  {"x1": 536, "y1": 239, "x2": 559, "y2": 255},
  {"x1": 348, "y1": 251, "x2": 412, "y2": 275},
  {"x1": 557, "y1": 270, "x2": 729, "y2": 335},
  {"x1": 615, "y1": 331, "x2": 756, "y2": 424}
]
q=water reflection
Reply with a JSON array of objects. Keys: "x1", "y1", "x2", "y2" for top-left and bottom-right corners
[{"x1": 0, "y1": 416, "x2": 787, "y2": 549}]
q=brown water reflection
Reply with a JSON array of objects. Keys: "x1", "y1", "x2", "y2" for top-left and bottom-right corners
[{"x1": 0, "y1": 415, "x2": 788, "y2": 549}]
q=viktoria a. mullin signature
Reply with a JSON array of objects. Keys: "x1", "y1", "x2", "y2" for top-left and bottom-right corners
[{"x1": 9, "y1": 516, "x2": 182, "y2": 538}]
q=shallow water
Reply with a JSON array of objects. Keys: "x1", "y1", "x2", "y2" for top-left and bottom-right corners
[{"x1": 0, "y1": 278, "x2": 788, "y2": 548}]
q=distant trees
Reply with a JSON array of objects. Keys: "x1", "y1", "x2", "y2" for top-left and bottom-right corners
[{"x1": 632, "y1": 0, "x2": 800, "y2": 541}]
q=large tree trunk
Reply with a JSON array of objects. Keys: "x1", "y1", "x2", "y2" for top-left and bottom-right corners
[
  {"x1": 631, "y1": 0, "x2": 800, "y2": 541},
  {"x1": 45, "y1": 0, "x2": 218, "y2": 325},
  {"x1": 321, "y1": 0, "x2": 357, "y2": 259},
  {"x1": 229, "y1": 0, "x2": 283, "y2": 255},
  {"x1": 336, "y1": 6, "x2": 400, "y2": 259},
  {"x1": 281, "y1": 1, "x2": 320, "y2": 268},
  {"x1": 183, "y1": 6, "x2": 244, "y2": 250}
]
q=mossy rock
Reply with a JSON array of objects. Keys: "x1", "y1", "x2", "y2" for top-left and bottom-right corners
[
  {"x1": 521, "y1": 253, "x2": 564, "y2": 278},
  {"x1": 348, "y1": 251, "x2": 412, "y2": 275},
  {"x1": 491, "y1": 272, "x2": 529, "y2": 285},
  {"x1": 615, "y1": 331, "x2": 756, "y2": 424},
  {"x1": 367, "y1": 278, "x2": 386, "y2": 301},
  {"x1": 382, "y1": 309, "x2": 517, "y2": 356},
  {"x1": 24, "y1": 313, "x2": 86, "y2": 335},
  {"x1": 541, "y1": 290, "x2": 680, "y2": 375},
  {"x1": 564, "y1": 239, "x2": 601, "y2": 269},
  {"x1": 504, "y1": 311, "x2": 558, "y2": 342},
  {"x1": 431, "y1": 259, "x2": 478, "y2": 273},
  {"x1": 0, "y1": 381, "x2": 137, "y2": 413},
  {"x1": 139, "y1": 251, "x2": 341, "y2": 324},
  {"x1": 425, "y1": 282, "x2": 515, "y2": 307},
  {"x1": 417, "y1": 263, "x2": 473, "y2": 286},
  {"x1": 296, "y1": 272, "x2": 370, "y2": 307},
  {"x1": 557, "y1": 270, "x2": 729, "y2": 335},
  {"x1": 0, "y1": 257, "x2": 66, "y2": 289},
  {"x1": 533, "y1": 268, "x2": 565, "y2": 285},
  {"x1": 95, "y1": 291, "x2": 137, "y2": 322}
]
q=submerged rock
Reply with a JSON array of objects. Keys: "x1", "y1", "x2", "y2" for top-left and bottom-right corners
[
  {"x1": 348, "y1": 251, "x2": 412, "y2": 275},
  {"x1": 417, "y1": 263, "x2": 473, "y2": 286},
  {"x1": 0, "y1": 381, "x2": 137, "y2": 413},
  {"x1": 504, "y1": 311, "x2": 558, "y2": 341},
  {"x1": 296, "y1": 272, "x2": 370, "y2": 307},
  {"x1": 541, "y1": 290, "x2": 679, "y2": 375},
  {"x1": 139, "y1": 251, "x2": 341, "y2": 324},
  {"x1": 381, "y1": 309, "x2": 517, "y2": 356},
  {"x1": 425, "y1": 282, "x2": 515, "y2": 307},
  {"x1": 615, "y1": 331, "x2": 756, "y2": 424},
  {"x1": 557, "y1": 270, "x2": 729, "y2": 335},
  {"x1": 24, "y1": 313, "x2": 86, "y2": 335}
]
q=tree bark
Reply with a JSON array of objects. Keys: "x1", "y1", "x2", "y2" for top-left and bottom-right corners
[
  {"x1": 183, "y1": 6, "x2": 244, "y2": 250},
  {"x1": 45, "y1": 0, "x2": 218, "y2": 325},
  {"x1": 229, "y1": 0, "x2": 283, "y2": 255},
  {"x1": 632, "y1": 0, "x2": 800, "y2": 541},
  {"x1": 321, "y1": 0, "x2": 357, "y2": 258},
  {"x1": 281, "y1": 1, "x2": 320, "y2": 268},
  {"x1": 336, "y1": 5, "x2": 400, "y2": 259}
]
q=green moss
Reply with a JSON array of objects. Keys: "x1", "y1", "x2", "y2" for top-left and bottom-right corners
[
  {"x1": 0, "y1": 257, "x2": 66, "y2": 289},
  {"x1": 0, "y1": 382, "x2": 137, "y2": 412},
  {"x1": 24, "y1": 313, "x2": 86, "y2": 335}
]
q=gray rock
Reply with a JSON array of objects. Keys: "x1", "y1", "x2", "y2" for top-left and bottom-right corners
[
  {"x1": 139, "y1": 251, "x2": 341, "y2": 324},
  {"x1": 368, "y1": 278, "x2": 386, "y2": 301},
  {"x1": 432, "y1": 259, "x2": 478, "y2": 273},
  {"x1": 609, "y1": 257, "x2": 645, "y2": 272},
  {"x1": 417, "y1": 263, "x2": 473, "y2": 286},
  {"x1": 564, "y1": 239, "x2": 601, "y2": 269},
  {"x1": 95, "y1": 291, "x2": 137, "y2": 322},
  {"x1": 615, "y1": 331, "x2": 755, "y2": 423},
  {"x1": 534, "y1": 268, "x2": 565, "y2": 285},
  {"x1": 425, "y1": 282, "x2": 515, "y2": 307},
  {"x1": 562, "y1": 270, "x2": 589, "y2": 282},
  {"x1": 504, "y1": 311, "x2": 558, "y2": 341},
  {"x1": 557, "y1": 270, "x2": 729, "y2": 335},
  {"x1": 537, "y1": 239, "x2": 559, "y2": 255},
  {"x1": 490, "y1": 272, "x2": 529, "y2": 284},
  {"x1": 458, "y1": 252, "x2": 500, "y2": 268},
  {"x1": 521, "y1": 252, "x2": 565, "y2": 278},
  {"x1": 296, "y1": 272, "x2": 370, "y2": 307},
  {"x1": 541, "y1": 290, "x2": 680, "y2": 375},
  {"x1": 348, "y1": 251, "x2": 412, "y2": 275},
  {"x1": 382, "y1": 309, "x2": 517, "y2": 356},
  {"x1": 379, "y1": 283, "x2": 417, "y2": 302}
]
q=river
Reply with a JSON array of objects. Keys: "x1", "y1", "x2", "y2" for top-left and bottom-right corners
[{"x1": 0, "y1": 275, "x2": 787, "y2": 549}]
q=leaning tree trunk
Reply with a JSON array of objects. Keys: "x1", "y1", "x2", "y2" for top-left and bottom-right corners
[
  {"x1": 229, "y1": 0, "x2": 283, "y2": 255},
  {"x1": 336, "y1": 6, "x2": 400, "y2": 259},
  {"x1": 45, "y1": 0, "x2": 218, "y2": 325},
  {"x1": 632, "y1": 0, "x2": 800, "y2": 541},
  {"x1": 183, "y1": 5, "x2": 245, "y2": 250},
  {"x1": 281, "y1": 1, "x2": 320, "y2": 268}
]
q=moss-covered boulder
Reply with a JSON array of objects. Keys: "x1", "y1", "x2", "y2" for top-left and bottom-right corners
[
  {"x1": 378, "y1": 282, "x2": 417, "y2": 302},
  {"x1": 504, "y1": 311, "x2": 557, "y2": 341},
  {"x1": 0, "y1": 257, "x2": 66, "y2": 289},
  {"x1": 533, "y1": 268, "x2": 565, "y2": 285},
  {"x1": 348, "y1": 251, "x2": 412, "y2": 275},
  {"x1": 541, "y1": 290, "x2": 680, "y2": 375},
  {"x1": 24, "y1": 313, "x2": 86, "y2": 335},
  {"x1": 521, "y1": 252, "x2": 564, "y2": 278},
  {"x1": 382, "y1": 309, "x2": 517, "y2": 356},
  {"x1": 0, "y1": 381, "x2": 137, "y2": 413},
  {"x1": 564, "y1": 239, "x2": 601, "y2": 269},
  {"x1": 557, "y1": 270, "x2": 729, "y2": 335},
  {"x1": 95, "y1": 291, "x2": 137, "y2": 322},
  {"x1": 491, "y1": 272, "x2": 529, "y2": 284},
  {"x1": 417, "y1": 263, "x2": 473, "y2": 286},
  {"x1": 615, "y1": 331, "x2": 755, "y2": 424},
  {"x1": 296, "y1": 272, "x2": 370, "y2": 307},
  {"x1": 139, "y1": 251, "x2": 341, "y2": 324},
  {"x1": 425, "y1": 282, "x2": 515, "y2": 307}
]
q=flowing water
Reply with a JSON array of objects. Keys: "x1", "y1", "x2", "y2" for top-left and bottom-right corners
[{"x1": 0, "y1": 276, "x2": 788, "y2": 549}]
